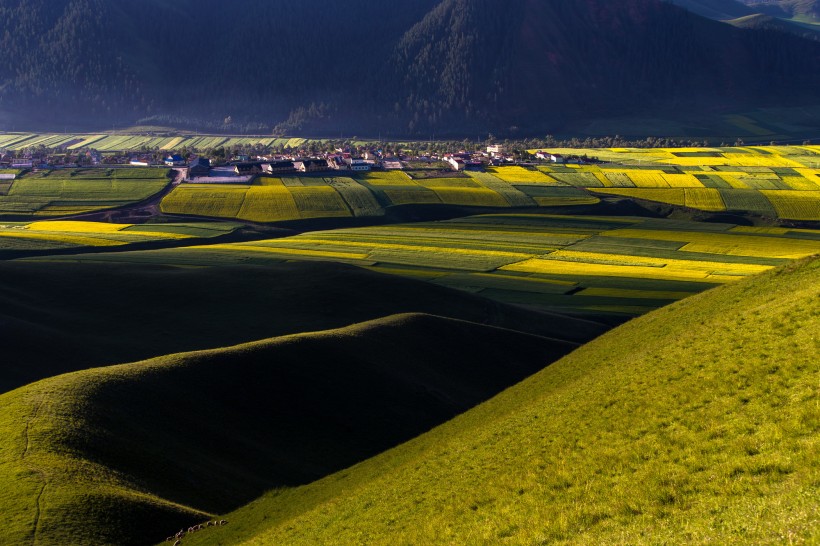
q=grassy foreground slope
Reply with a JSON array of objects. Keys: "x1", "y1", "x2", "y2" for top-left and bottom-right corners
[
  {"x1": 0, "y1": 260, "x2": 606, "y2": 394},
  {"x1": 189, "y1": 256, "x2": 820, "y2": 545},
  {"x1": 0, "y1": 313, "x2": 575, "y2": 546}
]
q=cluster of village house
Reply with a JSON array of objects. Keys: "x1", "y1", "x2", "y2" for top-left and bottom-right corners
[{"x1": 0, "y1": 145, "x2": 577, "y2": 179}]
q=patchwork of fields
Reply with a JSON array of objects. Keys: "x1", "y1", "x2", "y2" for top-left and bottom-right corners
[
  {"x1": 0, "y1": 168, "x2": 171, "y2": 217},
  {"x1": 47, "y1": 214, "x2": 820, "y2": 316},
  {"x1": 533, "y1": 146, "x2": 820, "y2": 220}
]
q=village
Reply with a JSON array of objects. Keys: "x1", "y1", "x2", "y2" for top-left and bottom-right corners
[{"x1": 0, "y1": 141, "x2": 595, "y2": 183}]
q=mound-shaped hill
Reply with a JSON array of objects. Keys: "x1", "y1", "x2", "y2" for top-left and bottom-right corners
[
  {"x1": 0, "y1": 313, "x2": 576, "y2": 546},
  {"x1": 0, "y1": 260, "x2": 607, "y2": 394},
  {"x1": 186, "y1": 256, "x2": 820, "y2": 544}
]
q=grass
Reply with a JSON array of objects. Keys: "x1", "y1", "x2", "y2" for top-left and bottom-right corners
[
  {"x1": 182, "y1": 255, "x2": 820, "y2": 545},
  {"x1": 0, "y1": 310, "x2": 597, "y2": 546}
]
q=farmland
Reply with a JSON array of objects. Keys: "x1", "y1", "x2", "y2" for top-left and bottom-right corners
[
  {"x1": 0, "y1": 220, "x2": 243, "y2": 256},
  {"x1": 1, "y1": 144, "x2": 819, "y2": 546},
  {"x1": 36, "y1": 213, "x2": 820, "y2": 317},
  {"x1": 0, "y1": 168, "x2": 171, "y2": 218},
  {"x1": 155, "y1": 148, "x2": 820, "y2": 223}
]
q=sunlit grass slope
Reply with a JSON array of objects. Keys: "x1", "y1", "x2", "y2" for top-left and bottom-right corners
[
  {"x1": 188, "y1": 256, "x2": 820, "y2": 545},
  {"x1": 0, "y1": 260, "x2": 606, "y2": 394},
  {"x1": 0, "y1": 313, "x2": 576, "y2": 546}
]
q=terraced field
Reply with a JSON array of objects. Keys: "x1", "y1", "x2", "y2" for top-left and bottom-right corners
[
  {"x1": 47, "y1": 214, "x2": 820, "y2": 316},
  {"x1": 0, "y1": 168, "x2": 171, "y2": 218}
]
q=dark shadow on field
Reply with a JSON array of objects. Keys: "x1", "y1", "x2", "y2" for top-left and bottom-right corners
[{"x1": 0, "y1": 260, "x2": 608, "y2": 394}]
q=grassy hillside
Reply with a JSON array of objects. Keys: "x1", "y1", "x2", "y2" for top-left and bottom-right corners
[
  {"x1": 0, "y1": 260, "x2": 606, "y2": 394},
  {"x1": 184, "y1": 255, "x2": 820, "y2": 545},
  {"x1": 0, "y1": 313, "x2": 575, "y2": 546}
]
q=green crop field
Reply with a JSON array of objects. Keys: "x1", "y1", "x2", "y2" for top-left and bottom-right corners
[
  {"x1": 0, "y1": 168, "x2": 171, "y2": 218},
  {"x1": 38, "y1": 213, "x2": 820, "y2": 317},
  {"x1": 0, "y1": 220, "x2": 242, "y2": 256}
]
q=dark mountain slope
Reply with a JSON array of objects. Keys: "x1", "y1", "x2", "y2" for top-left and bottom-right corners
[
  {"x1": 666, "y1": 0, "x2": 755, "y2": 19},
  {"x1": 386, "y1": 0, "x2": 820, "y2": 134},
  {"x1": 727, "y1": 12, "x2": 820, "y2": 39},
  {"x1": 0, "y1": 312, "x2": 574, "y2": 545},
  {"x1": 0, "y1": 0, "x2": 819, "y2": 135},
  {"x1": 0, "y1": 260, "x2": 606, "y2": 394}
]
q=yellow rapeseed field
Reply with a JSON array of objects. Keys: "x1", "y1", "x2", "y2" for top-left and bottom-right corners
[
  {"x1": 601, "y1": 228, "x2": 820, "y2": 259},
  {"x1": 237, "y1": 186, "x2": 300, "y2": 223},
  {"x1": 428, "y1": 187, "x2": 509, "y2": 207},
  {"x1": 684, "y1": 189, "x2": 725, "y2": 211},
  {"x1": 759, "y1": 190, "x2": 820, "y2": 221},
  {"x1": 383, "y1": 189, "x2": 442, "y2": 205},
  {"x1": 595, "y1": 188, "x2": 686, "y2": 206},
  {"x1": 501, "y1": 258, "x2": 751, "y2": 282},
  {"x1": 289, "y1": 187, "x2": 351, "y2": 217},
  {"x1": 488, "y1": 166, "x2": 557, "y2": 184}
]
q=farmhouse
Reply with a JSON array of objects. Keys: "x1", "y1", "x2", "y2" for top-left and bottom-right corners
[
  {"x1": 164, "y1": 154, "x2": 185, "y2": 166},
  {"x1": 129, "y1": 159, "x2": 150, "y2": 167},
  {"x1": 294, "y1": 159, "x2": 331, "y2": 173},
  {"x1": 383, "y1": 159, "x2": 403, "y2": 170},
  {"x1": 534, "y1": 151, "x2": 565, "y2": 163},
  {"x1": 11, "y1": 160, "x2": 33, "y2": 168},
  {"x1": 446, "y1": 157, "x2": 465, "y2": 171},
  {"x1": 188, "y1": 157, "x2": 211, "y2": 177},
  {"x1": 0, "y1": 173, "x2": 16, "y2": 180},
  {"x1": 234, "y1": 162, "x2": 264, "y2": 175},
  {"x1": 348, "y1": 159, "x2": 371, "y2": 172},
  {"x1": 262, "y1": 161, "x2": 296, "y2": 174}
]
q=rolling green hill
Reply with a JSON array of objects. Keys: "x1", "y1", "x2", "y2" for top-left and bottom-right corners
[
  {"x1": 180, "y1": 255, "x2": 819, "y2": 545},
  {"x1": 0, "y1": 312, "x2": 579, "y2": 546},
  {"x1": 0, "y1": 260, "x2": 606, "y2": 394}
]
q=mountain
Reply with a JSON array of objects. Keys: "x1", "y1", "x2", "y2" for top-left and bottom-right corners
[
  {"x1": 183, "y1": 255, "x2": 820, "y2": 545},
  {"x1": 1, "y1": 0, "x2": 819, "y2": 136}
]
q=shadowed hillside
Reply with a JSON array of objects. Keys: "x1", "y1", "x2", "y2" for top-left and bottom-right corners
[
  {"x1": 185, "y1": 256, "x2": 820, "y2": 545},
  {"x1": 0, "y1": 313, "x2": 576, "y2": 545},
  {"x1": 0, "y1": 260, "x2": 607, "y2": 394}
]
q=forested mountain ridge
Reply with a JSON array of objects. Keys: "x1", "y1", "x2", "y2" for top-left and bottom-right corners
[{"x1": 1, "y1": 0, "x2": 819, "y2": 136}]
